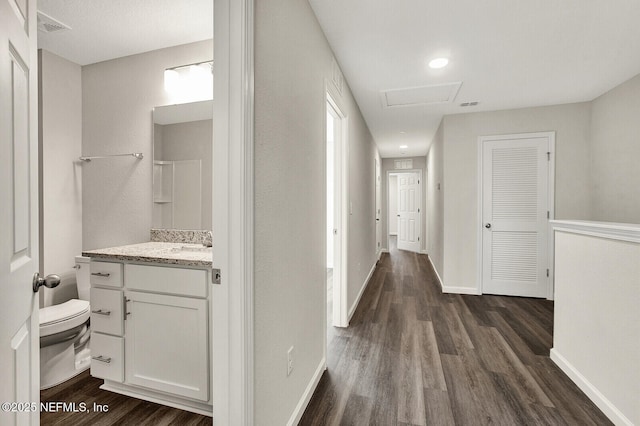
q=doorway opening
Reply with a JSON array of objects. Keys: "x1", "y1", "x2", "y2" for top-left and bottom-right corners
[
  {"x1": 326, "y1": 93, "x2": 348, "y2": 339},
  {"x1": 387, "y1": 171, "x2": 422, "y2": 253}
]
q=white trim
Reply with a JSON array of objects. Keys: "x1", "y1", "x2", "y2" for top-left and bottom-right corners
[
  {"x1": 100, "y1": 382, "x2": 213, "y2": 417},
  {"x1": 441, "y1": 285, "x2": 481, "y2": 295},
  {"x1": 476, "y1": 131, "x2": 556, "y2": 299},
  {"x1": 286, "y1": 357, "x2": 327, "y2": 426},
  {"x1": 348, "y1": 261, "x2": 376, "y2": 321},
  {"x1": 212, "y1": 0, "x2": 254, "y2": 424},
  {"x1": 551, "y1": 220, "x2": 640, "y2": 244},
  {"x1": 326, "y1": 89, "x2": 349, "y2": 329},
  {"x1": 381, "y1": 248, "x2": 389, "y2": 253},
  {"x1": 389, "y1": 232, "x2": 398, "y2": 236},
  {"x1": 427, "y1": 255, "x2": 443, "y2": 290},
  {"x1": 550, "y1": 349, "x2": 633, "y2": 426}
]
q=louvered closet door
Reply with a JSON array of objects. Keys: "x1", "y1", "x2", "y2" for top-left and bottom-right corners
[{"x1": 482, "y1": 136, "x2": 550, "y2": 298}]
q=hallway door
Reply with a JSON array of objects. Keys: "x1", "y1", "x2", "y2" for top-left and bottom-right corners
[
  {"x1": 480, "y1": 133, "x2": 554, "y2": 298},
  {"x1": 397, "y1": 172, "x2": 421, "y2": 253},
  {"x1": 0, "y1": 0, "x2": 40, "y2": 424},
  {"x1": 375, "y1": 158, "x2": 381, "y2": 254}
]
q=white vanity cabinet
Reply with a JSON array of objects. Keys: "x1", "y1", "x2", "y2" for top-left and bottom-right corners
[{"x1": 89, "y1": 260, "x2": 212, "y2": 415}]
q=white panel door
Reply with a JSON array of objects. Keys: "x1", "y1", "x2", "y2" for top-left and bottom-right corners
[
  {"x1": 375, "y1": 158, "x2": 381, "y2": 253},
  {"x1": 0, "y1": 0, "x2": 40, "y2": 424},
  {"x1": 397, "y1": 172, "x2": 421, "y2": 253},
  {"x1": 482, "y1": 135, "x2": 551, "y2": 297}
]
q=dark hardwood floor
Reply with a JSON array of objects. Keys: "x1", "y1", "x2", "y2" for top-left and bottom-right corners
[
  {"x1": 300, "y1": 237, "x2": 612, "y2": 425},
  {"x1": 40, "y1": 370, "x2": 210, "y2": 425}
]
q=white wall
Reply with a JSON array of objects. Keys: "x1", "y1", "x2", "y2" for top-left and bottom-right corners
[
  {"x1": 38, "y1": 50, "x2": 83, "y2": 307},
  {"x1": 426, "y1": 121, "x2": 444, "y2": 279},
  {"x1": 388, "y1": 175, "x2": 398, "y2": 235},
  {"x1": 590, "y1": 73, "x2": 640, "y2": 224},
  {"x1": 381, "y1": 156, "x2": 427, "y2": 251},
  {"x1": 551, "y1": 223, "x2": 640, "y2": 426},
  {"x1": 82, "y1": 40, "x2": 212, "y2": 250},
  {"x1": 440, "y1": 102, "x2": 591, "y2": 291},
  {"x1": 254, "y1": 0, "x2": 378, "y2": 423}
]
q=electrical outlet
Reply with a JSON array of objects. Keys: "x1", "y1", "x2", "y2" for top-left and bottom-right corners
[{"x1": 287, "y1": 346, "x2": 294, "y2": 376}]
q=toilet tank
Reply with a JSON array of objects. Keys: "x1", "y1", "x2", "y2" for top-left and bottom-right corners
[{"x1": 75, "y1": 256, "x2": 91, "y2": 301}]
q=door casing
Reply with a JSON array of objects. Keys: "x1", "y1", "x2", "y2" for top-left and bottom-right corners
[{"x1": 326, "y1": 89, "x2": 349, "y2": 329}]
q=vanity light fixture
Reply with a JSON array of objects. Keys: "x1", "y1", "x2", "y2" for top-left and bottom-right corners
[
  {"x1": 428, "y1": 57, "x2": 449, "y2": 69},
  {"x1": 164, "y1": 61, "x2": 213, "y2": 102}
]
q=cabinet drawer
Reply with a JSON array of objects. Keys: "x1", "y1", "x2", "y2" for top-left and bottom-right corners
[
  {"x1": 90, "y1": 288, "x2": 124, "y2": 336},
  {"x1": 90, "y1": 261, "x2": 123, "y2": 288},
  {"x1": 90, "y1": 333, "x2": 124, "y2": 382},
  {"x1": 125, "y1": 264, "x2": 207, "y2": 298}
]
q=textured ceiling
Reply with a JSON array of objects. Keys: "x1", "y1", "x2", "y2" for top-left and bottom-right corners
[
  {"x1": 308, "y1": 0, "x2": 640, "y2": 157},
  {"x1": 37, "y1": 0, "x2": 212, "y2": 66}
]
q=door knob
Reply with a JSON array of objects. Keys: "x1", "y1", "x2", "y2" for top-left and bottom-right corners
[
  {"x1": 485, "y1": 223, "x2": 492, "y2": 229},
  {"x1": 32, "y1": 273, "x2": 61, "y2": 293}
]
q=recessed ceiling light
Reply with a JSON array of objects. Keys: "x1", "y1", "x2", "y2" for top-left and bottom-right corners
[
  {"x1": 428, "y1": 58, "x2": 449, "y2": 69},
  {"x1": 399, "y1": 145, "x2": 408, "y2": 149},
  {"x1": 400, "y1": 131, "x2": 406, "y2": 134}
]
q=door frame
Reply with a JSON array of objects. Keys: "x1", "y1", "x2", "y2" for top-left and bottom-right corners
[
  {"x1": 386, "y1": 169, "x2": 423, "y2": 253},
  {"x1": 325, "y1": 87, "x2": 349, "y2": 329},
  {"x1": 212, "y1": 0, "x2": 255, "y2": 424},
  {"x1": 476, "y1": 131, "x2": 556, "y2": 300},
  {"x1": 375, "y1": 157, "x2": 382, "y2": 256}
]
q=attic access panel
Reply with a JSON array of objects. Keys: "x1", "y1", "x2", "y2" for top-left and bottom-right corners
[{"x1": 381, "y1": 82, "x2": 462, "y2": 108}]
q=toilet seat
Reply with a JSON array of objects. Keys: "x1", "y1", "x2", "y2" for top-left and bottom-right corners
[{"x1": 40, "y1": 299, "x2": 90, "y2": 338}]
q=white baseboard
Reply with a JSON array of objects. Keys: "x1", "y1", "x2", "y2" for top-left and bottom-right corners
[
  {"x1": 427, "y1": 256, "x2": 444, "y2": 290},
  {"x1": 381, "y1": 248, "x2": 389, "y2": 253},
  {"x1": 426, "y1": 256, "x2": 479, "y2": 295},
  {"x1": 441, "y1": 286, "x2": 480, "y2": 295},
  {"x1": 286, "y1": 357, "x2": 327, "y2": 426},
  {"x1": 348, "y1": 261, "x2": 376, "y2": 321},
  {"x1": 420, "y1": 249, "x2": 428, "y2": 254},
  {"x1": 389, "y1": 232, "x2": 397, "y2": 236},
  {"x1": 550, "y1": 349, "x2": 632, "y2": 426}
]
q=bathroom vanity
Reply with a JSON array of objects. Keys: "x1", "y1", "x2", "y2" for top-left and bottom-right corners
[{"x1": 83, "y1": 234, "x2": 213, "y2": 416}]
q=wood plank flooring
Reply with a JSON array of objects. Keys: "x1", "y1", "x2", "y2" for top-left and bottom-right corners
[
  {"x1": 40, "y1": 370, "x2": 210, "y2": 426},
  {"x1": 300, "y1": 238, "x2": 612, "y2": 425}
]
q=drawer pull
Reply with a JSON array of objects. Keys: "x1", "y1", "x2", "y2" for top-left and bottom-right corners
[
  {"x1": 91, "y1": 272, "x2": 111, "y2": 278},
  {"x1": 91, "y1": 355, "x2": 112, "y2": 364},
  {"x1": 91, "y1": 309, "x2": 111, "y2": 316}
]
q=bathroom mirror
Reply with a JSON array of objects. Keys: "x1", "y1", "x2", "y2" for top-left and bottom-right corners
[{"x1": 152, "y1": 100, "x2": 213, "y2": 230}]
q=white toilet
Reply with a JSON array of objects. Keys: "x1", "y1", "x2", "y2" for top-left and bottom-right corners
[{"x1": 39, "y1": 256, "x2": 92, "y2": 389}]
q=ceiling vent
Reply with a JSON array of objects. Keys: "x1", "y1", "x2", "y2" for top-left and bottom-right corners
[
  {"x1": 381, "y1": 82, "x2": 462, "y2": 108},
  {"x1": 37, "y1": 11, "x2": 71, "y2": 33}
]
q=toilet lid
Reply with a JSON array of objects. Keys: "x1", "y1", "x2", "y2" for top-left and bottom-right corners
[{"x1": 40, "y1": 299, "x2": 90, "y2": 327}]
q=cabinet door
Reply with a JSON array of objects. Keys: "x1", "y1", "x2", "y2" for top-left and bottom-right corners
[{"x1": 124, "y1": 291, "x2": 208, "y2": 401}]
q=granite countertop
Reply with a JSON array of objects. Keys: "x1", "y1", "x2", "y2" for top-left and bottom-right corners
[{"x1": 82, "y1": 241, "x2": 212, "y2": 268}]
